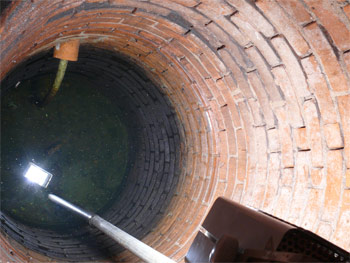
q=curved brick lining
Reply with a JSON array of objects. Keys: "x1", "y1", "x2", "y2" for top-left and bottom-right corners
[
  {"x1": 1, "y1": 47, "x2": 183, "y2": 261},
  {"x1": 1, "y1": 0, "x2": 350, "y2": 262}
]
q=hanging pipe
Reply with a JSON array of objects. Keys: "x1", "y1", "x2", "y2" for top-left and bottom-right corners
[{"x1": 40, "y1": 39, "x2": 80, "y2": 106}]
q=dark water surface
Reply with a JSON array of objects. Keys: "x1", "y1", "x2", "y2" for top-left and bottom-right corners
[{"x1": 1, "y1": 73, "x2": 129, "y2": 229}]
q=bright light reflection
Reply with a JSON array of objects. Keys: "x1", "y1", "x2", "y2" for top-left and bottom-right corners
[{"x1": 24, "y1": 162, "x2": 52, "y2": 188}]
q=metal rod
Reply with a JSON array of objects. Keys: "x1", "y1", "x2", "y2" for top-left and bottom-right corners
[
  {"x1": 48, "y1": 194, "x2": 92, "y2": 219},
  {"x1": 48, "y1": 194, "x2": 176, "y2": 263},
  {"x1": 90, "y1": 215, "x2": 176, "y2": 263}
]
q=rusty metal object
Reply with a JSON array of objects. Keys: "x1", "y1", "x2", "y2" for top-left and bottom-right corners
[{"x1": 53, "y1": 39, "x2": 80, "y2": 61}]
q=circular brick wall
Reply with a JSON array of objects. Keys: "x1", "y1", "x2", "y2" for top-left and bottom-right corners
[
  {"x1": 1, "y1": 46, "x2": 183, "y2": 261},
  {"x1": 1, "y1": 0, "x2": 350, "y2": 262}
]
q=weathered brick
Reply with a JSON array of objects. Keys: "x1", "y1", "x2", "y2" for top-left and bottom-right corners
[
  {"x1": 196, "y1": 0, "x2": 236, "y2": 18},
  {"x1": 218, "y1": 49, "x2": 255, "y2": 99},
  {"x1": 288, "y1": 151, "x2": 310, "y2": 224},
  {"x1": 303, "y1": 23, "x2": 349, "y2": 92},
  {"x1": 275, "y1": 107, "x2": 294, "y2": 168},
  {"x1": 301, "y1": 188, "x2": 322, "y2": 232},
  {"x1": 294, "y1": 127, "x2": 310, "y2": 151},
  {"x1": 301, "y1": 55, "x2": 337, "y2": 124},
  {"x1": 332, "y1": 189, "x2": 350, "y2": 251},
  {"x1": 280, "y1": 168, "x2": 294, "y2": 186},
  {"x1": 271, "y1": 66, "x2": 304, "y2": 128},
  {"x1": 310, "y1": 168, "x2": 324, "y2": 187},
  {"x1": 344, "y1": 51, "x2": 350, "y2": 75},
  {"x1": 226, "y1": 0, "x2": 276, "y2": 37},
  {"x1": 216, "y1": 16, "x2": 249, "y2": 47},
  {"x1": 316, "y1": 222, "x2": 333, "y2": 241},
  {"x1": 277, "y1": 0, "x2": 313, "y2": 25},
  {"x1": 323, "y1": 123, "x2": 344, "y2": 150},
  {"x1": 303, "y1": 100, "x2": 324, "y2": 168},
  {"x1": 344, "y1": 4, "x2": 350, "y2": 20},
  {"x1": 256, "y1": 0, "x2": 310, "y2": 56},
  {"x1": 262, "y1": 152, "x2": 280, "y2": 213},
  {"x1": 247, "y1": 71, "x2": 276, "y2": 128},
  {"x1": 232, "y1": 183, "x2": 243, "y2": 202},
  {"x1": 231, "y1": 12, "x2": 280, "y2": 66},
  {"x1": 245, "y1": 47, "x2": 283, "y2": 104},
  {"x1": 322, "y1": 150, "x2": 343, "y2": 221},
  {"x1": 247, "y1": 98, "x2": 264, "y2": 126},
  {"x1": 304, "y1": 0, "x2": 350, "y2": 51},
  {"x1": 271, "y1": 36, "x2": 311, "y2": 98},
  {"x1": 337, "y1": 95, "x2": 350, "y2": 168},
  {"x1": 274, "y1": 186, "x2": 293, "y2": 220},
  {"x1": 267, "y1": 128, "x2": 280, "y2": 153}
]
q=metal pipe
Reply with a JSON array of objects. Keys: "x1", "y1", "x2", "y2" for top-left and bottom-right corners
[
  {"x1": 48, "y1": 194, "x2": 176, "y2": 263},
  {"x1": 90, "y1": 215, "x2": 176, "y2": 263}
]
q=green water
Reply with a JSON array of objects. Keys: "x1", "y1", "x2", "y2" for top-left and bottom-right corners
[{"x1": 1, "y1": 74, "x2": 129, "y2": 229}]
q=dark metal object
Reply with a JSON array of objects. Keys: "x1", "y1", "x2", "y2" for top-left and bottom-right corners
[{"x1": 185, "y1": 197, "x2": 350, "y2": 262}]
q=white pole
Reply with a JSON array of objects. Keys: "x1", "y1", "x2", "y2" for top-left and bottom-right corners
[
  {"x1": 48, "y1": 194, "x2": 176, "y2": 263},
  {"x1": 90, "y1": 215, "x2": 176, "y2": 263}
]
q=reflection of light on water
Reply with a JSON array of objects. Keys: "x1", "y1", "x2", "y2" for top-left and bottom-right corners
[{"x1": 1, "y1": 74, "x2": 130, "y2": 230}]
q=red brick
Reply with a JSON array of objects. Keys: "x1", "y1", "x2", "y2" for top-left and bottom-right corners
[
  {"x1": 280, "y1": 168, "x2": 294, "y2": 186},
  {"x1": 267, "y1": 128, "x2": 280, "y2": 153},
  {"x1": 223, "y1": 158, "x2": 236, "y2": 199},
  {"x1": 196, "y1": 0, "x2": 236, "y2": 18},
  {"x1": 323, "y1": 123, "x2": 344, "y2": 150},
  {"x1": 344, "y1": 4, "x2": 350, "y2": 20},
  {"x1": 301, "y1": 188, "x2": 322, "y2": 231},
  {"x1": 277, "y1": 0, "x2": 313, "y2": 25},
  {"x1": 275, "y1": 107, "x2": 294, "y2": 168},
  {"x1": 333, "y1": 189, "x2": 350, "y2": 251},
  {"x1": 247, "y1": 98, "x2": 264, "y2": 126},
  {"x1": 255, "y1": 126, "x2": 268, "y2": 179},
  {"x1": 237, "y1": 149, "x2": 247, "y2": 182},
  {"x1": 303, "y1": 100, "x2": 324, "y2": 168},
  {"x1": 274, "y1": 186, "x2": 293, "y2": 220},
  {"x1": 303, "y1": 23, "x2": 349, "y2": 92},
  {"x1": 245, "y1": 47, "x2": 283, "y2": 104},
  {"x1": 271, "y1": 36, "x2": 311, "y2": 98},
  {"x1": 226, "y1": 0, "x2": 276, "y2": 37},
  {"x1": 231, "y1": 13, "x2": 280, "y2": 66},
  {"x1": 271, "y1": 66, "x2": 304, "y2": 128},
  {"x1": 171, "y1": 0, "x2": 199, "y2": 7},
  {"x1": 304, "y1": 0, "x2": 350, "y2": 51},
  {"x1": 344, "y1": 51, "x2": 350, "y2": 75},
  {"x1": 262, "y1": 152, "x2": 280, "y2": 213},
  {"x1": 232, "y1": 183, "x2": 244, "y2": 202},
  {"x1": 221, "y1": 106, "x2": 237, "y2": 156},
  {"x1": 310, "y1": 168, "x2": 324, "y2": 187},
  {"x1": 215, "y1": 16, "x2": 249, "y2": 47},
  {"x1": 256, "y1": 0, "x2": 310, "y2": 56},
  {"x1": 247, "y1": 71, "x2": 276, "y2": 128},
  {"x1": 301, "y1": 55, "x2": 337, "y2": 124},
  {"x1": 337, "y1": 95, "x2": 350, "y2": 168},
  {"x1": 218, "y1": 49, "x2": 254, "y2": 99},
  {"x1": 347, "y1": 169, "x2": 350, "y2": 188},
  {"x1": 322, "y1": 150, "x2": 343, "y2": 221},
  {"x1": 294, "y1": 127, "x2": 310, "y2": 151},
  {"x1": 316, "y1": 222, "x2": 333, "y2": 240},
  {"x1": 288, "y1": 151, "x2": 310, "y2": 224}
]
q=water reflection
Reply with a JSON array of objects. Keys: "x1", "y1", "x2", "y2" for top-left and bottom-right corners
[{"x1": 1, "y1": 74, "x2": 129, "y2": 230}]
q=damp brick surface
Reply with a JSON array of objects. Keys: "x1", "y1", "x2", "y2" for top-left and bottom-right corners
[{"x1": 1, "y1": 0, "x2": 350, "y2": 262}]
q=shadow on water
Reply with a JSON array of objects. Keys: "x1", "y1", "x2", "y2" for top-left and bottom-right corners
[{"x1": 1, "y1": 73, "x2": 131, "y2": 230}]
